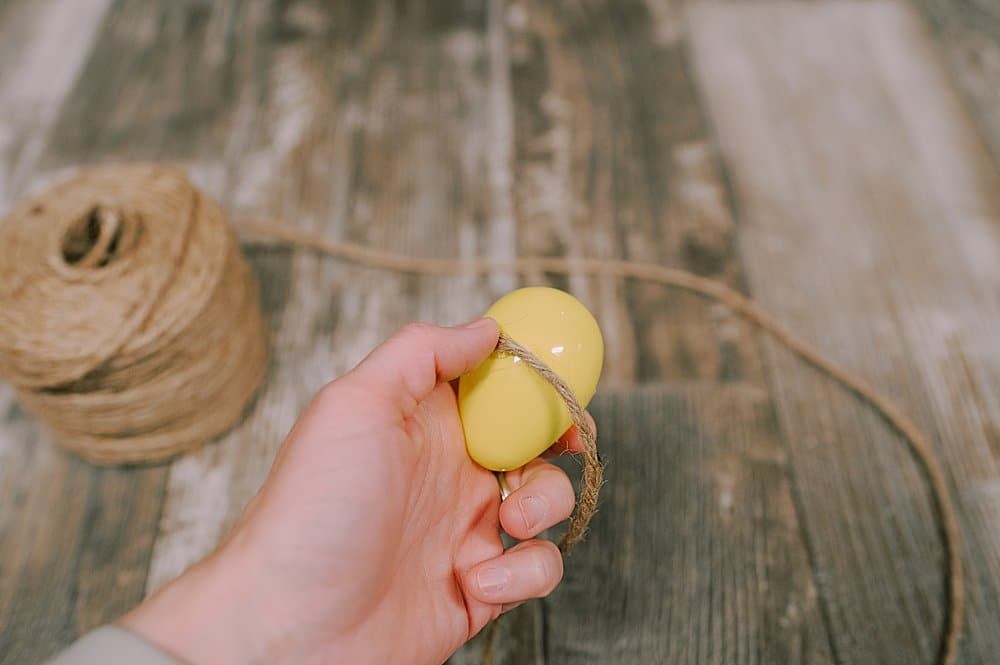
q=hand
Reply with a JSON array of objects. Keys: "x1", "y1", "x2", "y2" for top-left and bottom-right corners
[{"x1": 120, "y1": 318, "x2": 592, "y2": 665}]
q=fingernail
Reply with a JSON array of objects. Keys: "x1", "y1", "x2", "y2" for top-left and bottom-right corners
[
  {"x1": 519, "y1": 495, "x2": 548, "y2": 531},
  {"x1": 477, "y1": 566, "x2": 511, "y2": 595}
]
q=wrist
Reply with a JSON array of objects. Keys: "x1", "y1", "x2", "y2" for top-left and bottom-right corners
[{"x1": 119, "y1": 545, "x2": 263, "y2": 665}]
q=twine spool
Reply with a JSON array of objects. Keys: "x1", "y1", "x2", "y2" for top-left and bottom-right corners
[{"x1": 0, "y1": 164, "x2": 268, "y2": 464}]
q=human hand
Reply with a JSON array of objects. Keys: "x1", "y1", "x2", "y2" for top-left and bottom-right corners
[{"x1": 120, "y1": 318, "x2": 592, "y2": 665}]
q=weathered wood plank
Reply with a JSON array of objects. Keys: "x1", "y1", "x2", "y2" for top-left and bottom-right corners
[
  {"x1": 450, "y1": 1, "x2": 547, "y2": 659},
  {"x1": 640, "y1": 0, "x2": 1000, "y2": 163},
  {"x1": 689, "y1": 2, "x2": 1000, "y2": 663},
  {"x1": 501, "y1": 1, "x2": 832, "y2": 663},
  {"x1": 0, "y1": 0, "x2": 114, "y2": 203},
  {"x1": 0, "y1": 450, "x2": 168, "y2": 664},
  {"x1": 104, "y1": 4, "x2": 539, "y2": 663},
  {"x1": 0, "y1": 2, "x2": 147, "y2": 663},
  {"x1": 49, "y1": 0, "x2": 300, "y2": 594},
  {"x1": 1, "y1": 1, "x2": 291, "y2": 660},
  {"x1": 510, "y1": 0, "x2": 762, "y2": 388},
  {"x1": 547, "y1": 386, "x2": 831, "y2": 665},
  {"x1": 910, "y1": 0, "x2": 1000, "y2": 166},
  {"x1": 14, "y1": 2, "x2": 997, "y2": 664},
  {"x1": 42, "y1": 0, "x2": 270, "y2": 164}
]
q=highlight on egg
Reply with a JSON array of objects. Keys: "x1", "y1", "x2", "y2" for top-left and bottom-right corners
[{"x1": 458, "y1": 287, "x2": 604, "y2": 471}]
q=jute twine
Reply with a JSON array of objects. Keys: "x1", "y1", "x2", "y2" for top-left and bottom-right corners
[
  {"x1": 0, "y1": 165, "x2": 961, "y2": 665},
  {"x1": 496, "y1": 332, "x2": 600, "y2": 553},
  {"x1": 0, "y1": 165, "x2": 268, "y2": 464}
]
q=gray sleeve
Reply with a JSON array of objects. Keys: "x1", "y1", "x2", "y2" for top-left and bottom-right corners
[{"x1": 44, "y1": 626, "x2": 179, "y2": 665}]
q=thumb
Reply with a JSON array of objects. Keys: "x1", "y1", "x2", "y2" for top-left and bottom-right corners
[{"x1": 348, "y1": 318, "x2": 499, "y2": 413}]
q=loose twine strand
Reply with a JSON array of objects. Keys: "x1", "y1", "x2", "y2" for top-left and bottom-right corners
[
  {"x1": 0, "y1": 167, "x2": 961, "y2": 665},
  {"x1": 496, "y1": 332, "x2": 601, "y2": 553}
]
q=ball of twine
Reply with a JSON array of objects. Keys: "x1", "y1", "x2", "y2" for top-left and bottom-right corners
[{"x1": 0, "y1": 164, "x2": 268, "y2": 464}]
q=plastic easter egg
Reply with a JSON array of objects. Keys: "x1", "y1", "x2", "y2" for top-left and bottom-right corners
[{"x1": 458, "y1": 287, "x2": 604, "y2": 471}]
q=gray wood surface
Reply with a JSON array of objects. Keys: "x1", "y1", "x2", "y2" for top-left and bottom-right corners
[
  {"x1": 0, "y1": 1, "x2": 998, "y2": 664},
  {"x1": 491, "y1": 3, "x2": 830, "y2": 664},
  {"x1": 911, "y1": 0, "x2": 1000, "y2": 165},
  {"x1": 690, "y1": 3, "x2": 1000, "y2": 663},
  {"x1": 0, "y1": 2, "x2": 156, "y2": 664},
  {"x1": 547, "y1": 387, "x2": 833, "y2": 665}
]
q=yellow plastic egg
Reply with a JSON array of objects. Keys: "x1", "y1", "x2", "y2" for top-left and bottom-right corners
[{"x1": 458, "y1": 286, "x2": 604, "y2": 471}]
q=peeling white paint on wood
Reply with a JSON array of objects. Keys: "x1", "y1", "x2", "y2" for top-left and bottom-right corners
[{"x1": 0, "y1": 0, "x2": 113, "y2": 206}]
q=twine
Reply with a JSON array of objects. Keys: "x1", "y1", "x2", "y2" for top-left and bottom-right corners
[
  {"x1": 0, "y1": 165, "x2": 961, "y2": 665},
  {"x1": 495, "y1": 332, "x2": 601, "y2": 552},
  {"x1": 0, "y1": 165, "x2": 268, "y2": 464}
]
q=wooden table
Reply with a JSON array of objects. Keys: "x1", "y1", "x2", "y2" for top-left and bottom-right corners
[{"x1": 2, "y1": 1, "x2": 999, "y2": 663}]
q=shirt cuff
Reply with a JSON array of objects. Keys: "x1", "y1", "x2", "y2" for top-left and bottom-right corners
[{"x1": 45, "y1": 626, "x2": 179, "y2": 665}]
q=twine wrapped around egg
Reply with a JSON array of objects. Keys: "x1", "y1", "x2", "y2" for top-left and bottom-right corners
[
  {"x1": 0, "y1": 165, "x2": 268, "y2": 464},
  {"x1": 0, "y1": 164, "x2": 962, "y2": 665}
]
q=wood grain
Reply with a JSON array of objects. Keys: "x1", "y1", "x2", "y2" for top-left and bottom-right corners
[
  {"x1": 3, "y1": 0, "x2": 999, "y2": 663},
  {"x1": 0, "y1": 2, "x2": 150, "y2": 663},
  {"x1": 0, "y1": 0, "x2": 113, "y2": 203},
  {"x1": 500, "y1": 1, "x2": 832, "y2": 663},
  {"x1": 548, "y1": 385, "x2": 833, "y2": 665},
  {"x1": 509, "y1": 0, "x2": 761, "y2": 388},
  {"x1": 115, "y1": 0, "x2": 536, "y2": 643},
  {"x1": 911, "y1": 0, "x2": 1000, "y2": 166},
  {"x1": 43, "y1": 0, "x2": 272, "y2": 164},
  {"x1": 689, "y1": 2, "x2": 1000, "y2": 663}
]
